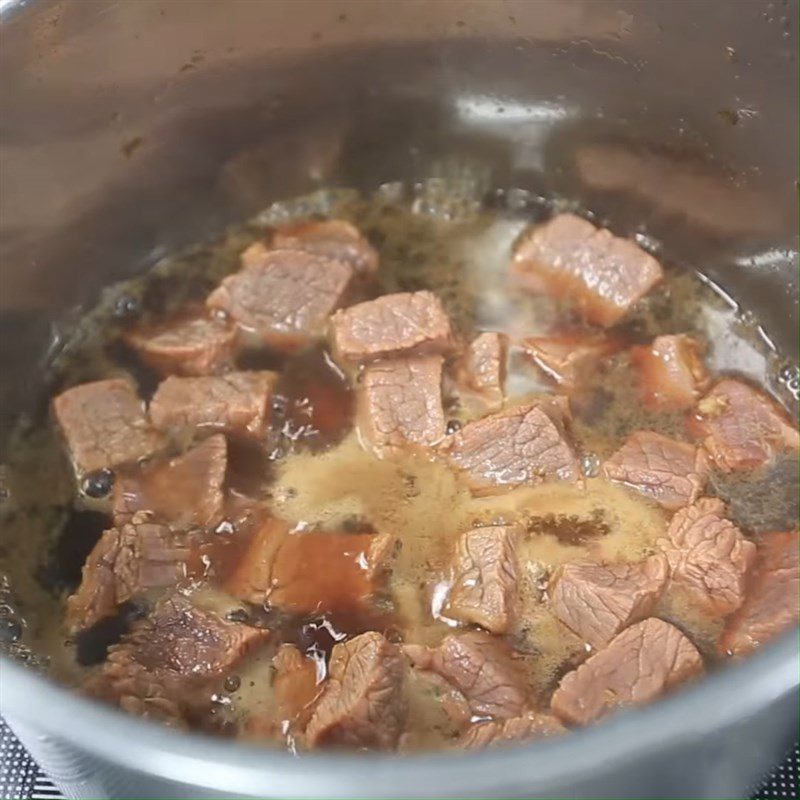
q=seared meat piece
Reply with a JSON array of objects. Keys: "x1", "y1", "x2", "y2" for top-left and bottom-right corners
[
  {"x1": 272, "y1": 220, "x2": 379, "y2": 278},
  {"x1": 551, "y1": 618, "x2": 704, "y2": 725},
  {"x1": 459, "y1": 712, "x2": 566, "y2": 749},
  {"x1": 405, "y1": 631, "x2": 529, "y2": 720},
  {"x1": 66, "y1": 522, "x2": 190, "y2": 634},
  {"x1": 520, "y1": 332, "x2": 618, "y2": 389},
  {"x1": 458, "y1": 332, "x2": 508, "y2": 408},
  {"x1": 123, "y1": 311, "x2": 236, "y2": 377},
  {"x1": 439, "y1": 399, "x2": 579, "y2": 495},
  {"x1": 550, "y1": 554, "x2": 669, "y2": 649},
  {"x1": 602, "y1": 431, "x2": 709, "y2": 511},
  {"x1": 658, "y1": 497, "x2": 756, "y2": 616},
  {"x1": 226, "y1": 518, "x2": 393, "y2": 614},
  {"x1": 305, "y1": 632, "x2": 406, "y2": 749},
  {"x1": 356, "y1": 355, "x2": 445, "y2": 457},
  {"x1": 445, "y1": 525, "x2": 519, "y2": 634},
  {"x1": 690, "y1": 379, "x2": 799, "y2": 472},
  {"x1": 206, "y1": 249, "x2": 353, "y2": 352},
  {"x1": 719, "y1": 531, "x2": 800, "y2": 656},
  {"x1": 92, "y1": 593, "x2": 269, "y2": 724},
  {"x1": 53, "y1": 378, "x2": 164, "y2": 474},
  {"x1": 273, "y1": 644, "x2": 323, "y2": 738},
  {"x1": 631, "y1": 334, "x2": 709, "y2": 409},
  {"x1": 512, "y1": 214, "x2": 663, "y2": 327},
  {"x1": 149, "y1": 371, "x2": 277, "y2": 438},
  {"x1": 113, "y1": 434, "x2": 227, "y2": 528},
  {"x1": 331, "y1": 291, "x2": 453, "y2": 364}
]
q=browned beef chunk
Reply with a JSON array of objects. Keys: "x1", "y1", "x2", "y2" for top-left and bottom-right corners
[
  {"x1": 274, "y1": 644, "x2": 323, "y2": 738},
  {"x1": 719, "y1": 531, "x2": 799, "y2": 656},
  {"x1": 53, "y1": 378, "x2": 164, "y2": 474},
  {"x1": 404, "y1": 631, "x2": 529, "y2": 720},
  {"x1": 690, "y1": 379, "x2": 799, "y2": 472},
  {"x1": 206, "y1": 249, "x2": 353, "y2": 352},
  {"x1": 149, "y1": 371, "x2": 277, "y2": 438},
  {"x1": 658, "y1": 497, "x2": 756, "y2": 616},
  {"x1": 520, "y1": 332, "x2": 618, "y2": 389},
  {"x1": 550, "y1": 618, "x2": 704, "y2": 725},
  {"x1": 331, "y1": 291, "x2": 453, "y2": 364},
  {"x1": 512, "y1": 214, "x2": 663, "y2": 327},
  {"x1": 66, "y1": 522, "x2": 190, "y2": 634},
  {"x1": 226, "y1": 516, "x2": 393, "y2": 614},
  {"x1": 92, "y1": 593, "x2": 268, "y2": 724},
  {"x1": 356, "y1": 355, "x2": 445, "y2": 457},
  {"x1": 445, "y1": 525, "x2": 519, "y2": 634},
  {"x1": 459, "y1": 712, "x2": 566, "y2": 749},
  {"x1": 272, "y1": 220, "x2": 379, "y2": 278},
  {"x1": 550, "y1": 554, "x2": 669, "y2": 649},
  {"x1": 439, "y1": 400, "x2": 579, "y2": 495},
  {"x1": 123, "y1": 310, "x2": 236, "y2": 377},
  {"x1": 602, "y1": 431, "x2": 709, "y2": 511},
  {"x1": 458, "y1": 332, "x2": 508, "y2": 408},
  {"x1": 631, "y1": 334, "x2": 709, "y2": 410},
  {"x1": 113, "y1": 434, "x2": 226, "y2": 528},
  {"x1": 305, "y1": 632, "x2": 406, "y2": 749}
]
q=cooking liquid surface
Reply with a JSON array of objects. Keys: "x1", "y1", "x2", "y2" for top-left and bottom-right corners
[{"x1": 0, "y1": 184, "x2": 797, "y2": 748}]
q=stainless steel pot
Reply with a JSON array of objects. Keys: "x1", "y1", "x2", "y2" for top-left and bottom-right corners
[{"x1": 0, "y1": 1, "x2": 797, "y2": 798}]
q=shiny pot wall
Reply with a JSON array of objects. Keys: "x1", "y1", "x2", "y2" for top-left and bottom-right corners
[{"x1": 0, "y1": 1, "x2": 798, "y2": 798}]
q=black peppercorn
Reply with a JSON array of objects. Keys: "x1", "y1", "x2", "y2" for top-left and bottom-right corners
[{"x1": 81, "y1": 468, "x2": 115, "y2": 499}]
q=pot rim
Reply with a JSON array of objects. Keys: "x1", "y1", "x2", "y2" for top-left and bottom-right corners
[{"x1": 1, "y1": 629, "x2": 797, "y2": 798}]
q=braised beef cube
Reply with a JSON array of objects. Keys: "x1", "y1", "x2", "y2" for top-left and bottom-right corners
[
  {"x1": 520, "y1": 332, "x2": 618, "y2": 389},
  {"x1": 719, "y1": 531, "x2": 800, "y2": 657},
  {"x1": 123, "y1": 311, "x2": 236, "y2": 377},
  {"x1": 272, "y1": 220, "x2": 379, "y2": 278},
  {"x1": 356, "y1": 355, "x2": 446, "y2": 457},
  {"x1": 690, "y1": 379, "x2": 799, "y2": 472},
  {"x1": 206, "y1": 249, "x2": 353, "y2": 352},
  {"x1": 658, "y1": 497, "x2": 756, "y2": 616},
  {"x1": 445, "y1": 525, "x2": 519, "y2": 634},
  {"x1": 113, "y1": 434, "x2": 227, "y2": 528},
  {"x1": 331, "y1": 291, "x2": 453, "y2": 364},
  {"x1": 240, "y1": 240, "x2": 270, "y2": 269},
  {"x1": 458, "y1": 332, "x2": 508, "y2": 408},
  {"x1": 226, "y1": 517, "x2": 393, "y2": 614},
  {"x1": 92, "y1": 593, "x2": 269, "y2": 724},
  {"x1": 439, "y1": 399, "x2": 579, "y2": 495},
  {"x1": 53, "y1": 378, "x2": 164, "y2": 474},
  {"x1": 404, "y1": 631, "x2": 529, "y2": 720},
  {"x1": 631, "y1": 334, "x2": 709, "y2": 409},
  {"x1": 149, "y1": 371, "x2": 277, "y2": 438},
  {"x1": 512, "y1": 214, "x2": 664, "y2": 327},
  {"x1": 602, "y1": 431, "x2": 709, "y2": 511},
  {"x1": 459, "y1": 712, "x2": 566, "y2": 749},
  {"x1": 550, "y1": 554, "x2": 669, "y2": 649},
  {"x1": 550, "y1": 618, "x2": 704, "y2": 725},
  {"x1": 272, "y1": 644, "x2": 323, "y2": 740},
  {"x1": 305, "y1": 632, "x2": 406, "y2": 749},
  {"x1": 66, "y1": 523, "x2": 190, "y2": 634}
]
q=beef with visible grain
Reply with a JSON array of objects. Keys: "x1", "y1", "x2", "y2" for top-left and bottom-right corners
[
  {"x1": 550, "y1": 554, "x2": 669, "y2": 649},
  {"x1": 520, "y1": 332, "x2": 618, "y2": 389},
  {"x1": 207, "y1": 249, "x2": 353, "y2": 352},
  {"x1": 658, "y1": 497, "x2": 756, "y2": 616},
  {"x1": 602, "y1": 431, "x2": 709, "y2": 511},
  {"x1": 331, "y1": 291, "x2": 453, "y2": 364},
  {"x1": 551, "y1": 618, "x2": 704, "y2": 725},
  {"x1": 356, "y1": 355, "x2": 445, "y2": 457},
  {"x1": 460, "y1": 712, "x2": 566, "y2": 749},
  {"x1": 631, "y1": 334, "x2": 709, "y2": 409},
  {"x1": 512, "y1": 214, "x2": 663, "y2": 327},
  {"x1": 149, "y1": 371, "x2": 277, "y2": 438},
  {"x1": 53, "y1": 378, "x2": 164, "y2": 474}
]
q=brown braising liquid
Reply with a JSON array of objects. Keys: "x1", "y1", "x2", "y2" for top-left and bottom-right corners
[{"x1": 0, "y1": 184, "x2": 797, "y2": 747}]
